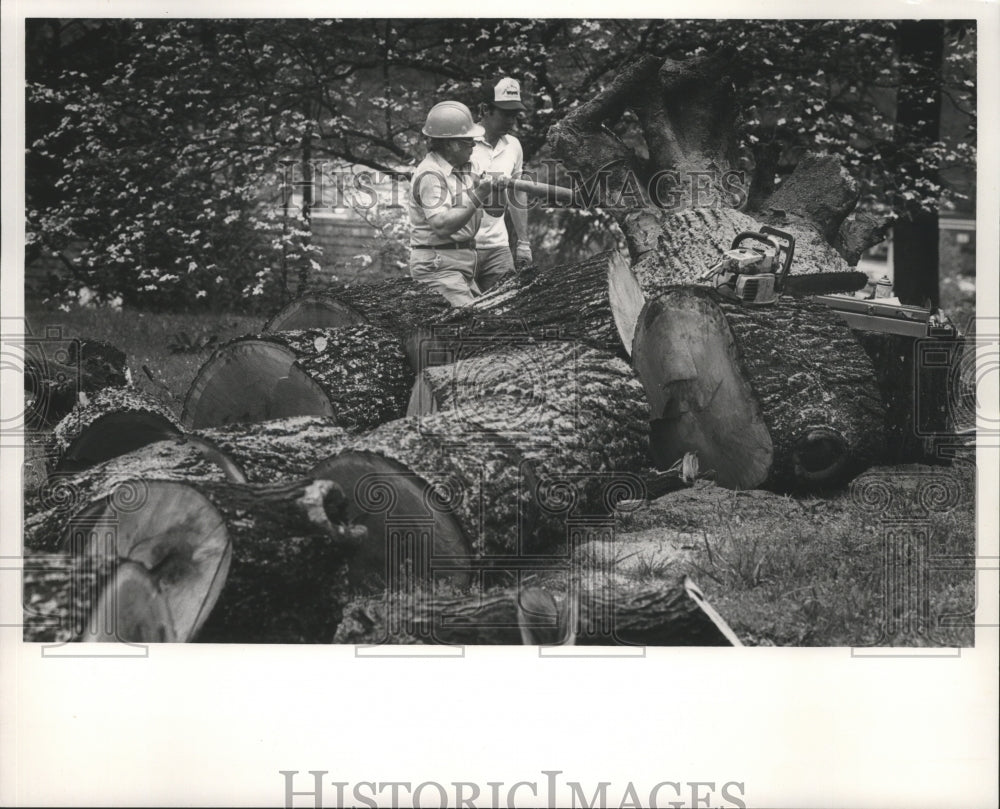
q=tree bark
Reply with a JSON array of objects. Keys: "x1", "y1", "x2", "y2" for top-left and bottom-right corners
[
  {"x1": 194, "y1": 416, "x2": 352, "y2": 483},
  {"x1": 333, "y1": 577, "x2": 738, "y2": 646},
  {"x1": 24, "y1": 437, "x2": 242, "y2": 552},
  {"x1": 632, "y1": 288, "x2": 885, "y2": 490},
  {"x1": 315, "y1": 343, "x2": 650, "y2": 589},
  {"x1": 407, "y1": 251, "x2": 635, "y2": 367},
  {"x1": 47, "y1": 385, "x2": 180, "y2": 474},
  {"x1": 264, "y1": 276, "x2": 451, "y2": 335},
  {"x1": 181, "y1": 324, "x2": 413, "y2": 431}
]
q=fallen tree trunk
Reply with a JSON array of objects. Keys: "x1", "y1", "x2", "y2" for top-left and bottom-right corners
[
  {"x1": 181, "y1": 324, "x2": 413, "y2": 431},
  {"x1": 333, "y1": 576, "x2": 738, "y2": 646},
  {"x1": 47, "y1": 386, "x2": 181, "y2": 474},
  {"x1": 67, "y1": 477, "x2": 364, "y2": 643},
  {"x1": 406, "y1": 251, "x2": 635, "y2": 369},
  {"x1": 24, "y1": 338, "x2": 129, "y2": 428},
  {"x1": 265, "y1": 277, "x2": 451, "y2": 335},
  {"x1": 315, "y1": 343, "x2": 650, "y2": 588},
  {"x1": 195, "y1": 416, "x2": 352, "y2": 483},
  {"x1": 24, "y1": 437, "x2": 243, "y2": 552},
  {"x1": 632, "y1": 288, "x2": 885, "y2": 490}
]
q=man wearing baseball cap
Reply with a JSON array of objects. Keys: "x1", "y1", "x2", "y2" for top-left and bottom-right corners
[
  {"x1": 408, "y1": 100, "x2": 505, "y2": 307},
  {"x1": 470, "y1": 77, "x2": 532, "y2": 292}
]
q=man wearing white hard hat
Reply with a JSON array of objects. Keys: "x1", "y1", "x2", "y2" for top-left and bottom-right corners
[
  {"x1": 471, "y1": 77, "x2": 532, "y2": 291},
  {"x1": 408, "y1": 100, "x2": 504, "y2": 307}
]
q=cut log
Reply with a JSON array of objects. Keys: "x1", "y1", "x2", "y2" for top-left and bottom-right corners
[
  {"x1": 181, "y1": 325, "x2": 413, "y2": 431},
  {"x1": 852, "y1": 330, "x2": 964, "y2": 462},
  {"x1": 24, "y1": 337, "x2": 129, "y2": 428},
  {"x1": 195, "y1": 416, "x2": 352, "y2": 483},
  {"x1": 632, "y1": 288, "x2": 885, "y2": 491},
  {"x1": 22, "y1": 552, "x2": 178, "y2": 643},
  {"x1": 406, "y1": 251, "x2": 635, "y2": 368},
  {"x1": 24, "y1": 437, "x2": 243, "y2": 552},
  {"x1": 316, "y1": 343, "x2": 650, "y2": 589},
  {"x1": 264, "y1": 277, "x2": 451, "y2": 335},
  {"x1": 333, "y1": 576, "x2": 738, "y2": 646},
  {"x1": 67, "y1": 477, "x2": 363, "y2": 643},
  {"x1": 47, "y1": 386, "x2": 181, "y2": 474}
]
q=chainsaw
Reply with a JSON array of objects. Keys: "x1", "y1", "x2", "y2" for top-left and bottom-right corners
[{"x1": 699, "y1": 226, "x2": 869, "y2": 304}]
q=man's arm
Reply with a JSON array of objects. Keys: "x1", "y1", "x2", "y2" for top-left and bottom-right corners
[{"x1": 418, "y1": 171, "x2": 497, "y2": 240}]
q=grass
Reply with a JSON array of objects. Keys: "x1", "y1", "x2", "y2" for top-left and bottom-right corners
[{"x1": 22, "y1": 302, "x2": 980, "y2": 648}]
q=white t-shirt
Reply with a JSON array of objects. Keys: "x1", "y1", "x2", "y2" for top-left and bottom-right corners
[{"x1": 471, "y1": 134, "x2": 523, "y2": 250}]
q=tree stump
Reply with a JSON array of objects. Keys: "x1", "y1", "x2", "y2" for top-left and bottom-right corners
[
  {"x1": 24, "y1": 437, "x2": 243, "y2": 552},
  {"x1": 194, "y1": 416, "x2": 352, "y2": 482},
  {"x1": 265, "y1": 277, "x2": 451, "y2": 334},
  {"x1": 47, "y1": 386, "x2": 181, "y2": 474},
  {"x1": 333, "y1": 576, "x2": 738, "y2": 646},
  {"x1": 632, "y1": 288, "x2": 885, "y2": 490},
  {"x1": 181, "y1": 324, "x2": 413, "y2": 431},
  {"x1": 24, "y1": 337, "x2": 129, "y2": 428}
]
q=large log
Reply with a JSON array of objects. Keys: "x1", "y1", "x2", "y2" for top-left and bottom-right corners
[
  {"x1": 24, "y1": 337, "x2": 129, "y2": 428},
  {"x1": 315, "y1": 343, "x2": 650, "y2": 588},
  {"x1": 181, "y1": 325, "x2": 413, "y2": 431},
  {"x1": 47, "y1": 385, "x2": 181, "y2": 474},
  {"x1": 333, "y1": 577, "x2": 739, "y2": 646},
  {"x1": 24, "y1": 437, "x2": 243, "y2": 552},
  {"x1": 195, "y1": 416, "x2": 352, "y2": 483},
  {"x1": 632, "y1": 288, "x2": 885, "y2": 490},
  {"x1": 68, "y1": 477, "x2": 363, "y2": 643},
  {"x1": 265, "y1": 277, "x2": 451, "y2": 334},
  {"x1": 406, "y1": 251, "x2": 635, "y2": 368}
]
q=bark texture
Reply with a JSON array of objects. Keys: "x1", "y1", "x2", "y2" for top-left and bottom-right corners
[
  {"x1": 334, "y1": 578, "x2": 737, "y2": 646},
  {"x1": 24, "y1": 437, "x2": 240, "y2": 552},
  {"x1": 265, "y1": 277, "x2": 452, "y2": 335},
  {"x1": 632, "y1": 287, "x2": 885, "y2": 490},
  {"x1": 47, "y1": 386, "x2": 181, "y2": 474},
  {"x1": 195, "y1": 416, "x2": 352, "y2": 482},
  {"x1": 182, "y1": 325, "x2": 412, "y2": 431}
]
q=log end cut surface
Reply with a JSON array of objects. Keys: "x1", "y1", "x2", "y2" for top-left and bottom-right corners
[
  {"x1": 56, "y1": 411, "x2": 182, "y2": 474},
  {"x1": 66, "y1": 480, "x2": 231, "y2": 641},
  {"x1": 312, "y1": 451, "x2": 471, "y2": 591},
  {"x1": 182, "y1": 339, "x2": 335, "y2": 429},
  {"x1": 634, "y1": 291, "x2": 773, "y2": 489}
]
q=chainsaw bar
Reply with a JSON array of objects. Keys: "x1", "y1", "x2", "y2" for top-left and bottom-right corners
[{"x1": 782, "y1": 271, "x2": 868, "y2": 297}]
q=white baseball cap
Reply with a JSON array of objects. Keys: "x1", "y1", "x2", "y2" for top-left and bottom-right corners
[{"x1": 493, "y1": 77, "x2": 526, "y2": 111}]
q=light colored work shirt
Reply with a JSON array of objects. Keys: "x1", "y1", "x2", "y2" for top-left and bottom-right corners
[
  {"x1": 408, "y1": 150, "x2": 481, "y2": 247},
  {"x1": 471, "y1": 134, "x2": 523, "y2": 249}
]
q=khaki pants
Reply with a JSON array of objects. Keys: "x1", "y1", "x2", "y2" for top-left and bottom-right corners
[
  {"x1": 475, "y1": 245, "x2": 514, "y2": 292},
  {"x1": 409, "y1": 247, "x2": 481, "y2": 307}
]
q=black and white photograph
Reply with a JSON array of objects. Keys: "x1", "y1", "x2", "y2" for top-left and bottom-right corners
[{"x1": 2, "y1": 4, "x2": 997, "y2": 807}]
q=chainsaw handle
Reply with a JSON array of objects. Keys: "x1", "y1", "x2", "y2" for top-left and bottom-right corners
[
  {"x1": 730, "y1": 231, "x2": 778, "y2": 252},
  {"x1": 759, "y1": 226, "x2": 795, "y2": 282}
]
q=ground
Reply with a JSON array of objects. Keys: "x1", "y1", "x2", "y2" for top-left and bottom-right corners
[{"x1": 22, "y1": 304, "x2": 978, "y2": 648}]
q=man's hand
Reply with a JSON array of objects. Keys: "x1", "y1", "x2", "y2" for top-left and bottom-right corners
[{"x1": 515, "y1": 239, "x2": 532, "y2": 269}]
